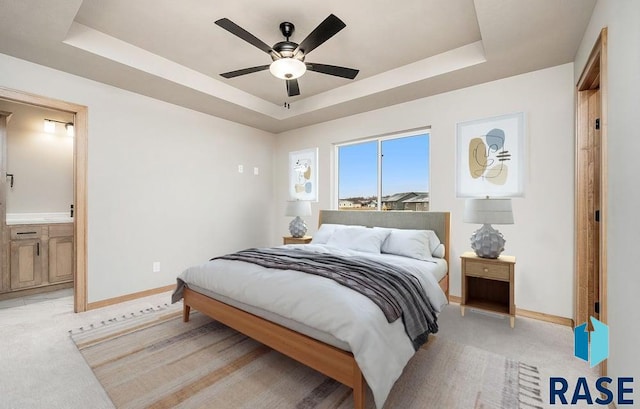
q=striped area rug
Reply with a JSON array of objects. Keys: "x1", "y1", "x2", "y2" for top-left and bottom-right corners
[{"x1": 71, "y1": 308, "x2": 543, "y2": 409}]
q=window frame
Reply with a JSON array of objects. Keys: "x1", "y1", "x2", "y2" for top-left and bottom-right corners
[{"x1": 334, "y1": 127, "x2": 431, "y2": 211}]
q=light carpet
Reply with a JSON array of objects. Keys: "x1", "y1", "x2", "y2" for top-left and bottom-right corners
[{"x1": 71, "y1": 308, "x2": 544, "y2": 409}]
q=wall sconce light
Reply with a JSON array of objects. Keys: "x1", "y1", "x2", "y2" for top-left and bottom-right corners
[
  {"x1": 43, "y1": 118, "x2": 75, "y2": 137},
  {"x1": 43, "y1": 119, "x2": 56, "y2": 133},
  {"x1": 65, "y1": 123, "x2": 75, "y2": 137}
]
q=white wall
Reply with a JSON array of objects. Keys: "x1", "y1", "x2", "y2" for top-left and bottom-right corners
[
  {"x1": 275, "y1": 63, "x2": 575, "y2": 318},
  {"x1": 4, "y1": 103, "x2": 73, "y2": 213},
  {"x1": 574, "y1": 0, "x2": 640, "y2": 391},
  {"x1": 0, "y1": 53, "x2": 276, "y2": 302}
]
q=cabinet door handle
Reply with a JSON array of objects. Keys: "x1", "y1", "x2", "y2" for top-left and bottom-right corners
[
  {"x1": 37, "y1": 242, "x2": 40, "y2": 256},
  {"x1": 483, "y1": 268, "x2": 489, "y2": 273},
  {"x1": 17, "y1": 231, "x2": 38, "y2": 235}
]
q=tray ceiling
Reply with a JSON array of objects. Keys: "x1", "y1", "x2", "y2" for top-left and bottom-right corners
[{"x1": 0, "y1": 0, "x2": 596, "y2": 132}]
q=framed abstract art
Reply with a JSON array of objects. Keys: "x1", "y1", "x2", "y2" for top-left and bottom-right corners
[
  {"x1": 456, "y1": 112, "x2": 525, "y2": 197},
  {"x1": 288, "y1": 148, "x2": 318, "y2": 201}
]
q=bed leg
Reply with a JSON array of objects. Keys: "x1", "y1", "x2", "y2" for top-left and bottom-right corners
[
  {"x1": 183, "y1": 304, "x2": 191, "y2": 322},
  {"x1": 353, "y1": 363, "x2": 365, "y2": 409}
]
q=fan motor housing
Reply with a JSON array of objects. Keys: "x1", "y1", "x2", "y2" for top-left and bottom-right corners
[{"x1": 272, "y1": 41, "x2": 300, "y2": 60}]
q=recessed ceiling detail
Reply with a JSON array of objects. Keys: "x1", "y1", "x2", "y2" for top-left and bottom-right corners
[
  {"x1": 63, "y1": 22, "x2": 485, "y2": 120},
  {"x1": 0, "y1": 0, "x2": 597, "y2": 132}
]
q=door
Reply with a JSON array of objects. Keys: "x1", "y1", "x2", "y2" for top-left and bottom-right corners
[
  {"x1": 10, "y1": 238, "x2": 43, "y2": 289},
  {"x1": 575, "y1": 28, "x2": 608, "y2": 360},
  {"x1": 576, "y1": 88, "x2": 602, "y2": 322},
  {"x1": 0, "y1": 113, "x2": 8, "y2": 293},
  {"x1": 48, "y1": 225, "x2": 74, "y2": 283}
]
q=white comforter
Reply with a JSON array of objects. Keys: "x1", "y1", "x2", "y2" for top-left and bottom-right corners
[{"x1": 176, "y1": 244, "x2": 448, "y2": 409}]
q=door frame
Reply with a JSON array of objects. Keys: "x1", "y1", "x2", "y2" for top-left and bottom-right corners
[
  {"x1": 575, "y1": 28, "x2": 608, "y2": 375},
  {"x1": 0, "y1": 86, "x2": 88, "y2": 312}
]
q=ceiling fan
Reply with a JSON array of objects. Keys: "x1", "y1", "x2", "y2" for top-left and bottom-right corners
[{"x1": 214, "y1": 14, "x2": 359, "y2": 97}]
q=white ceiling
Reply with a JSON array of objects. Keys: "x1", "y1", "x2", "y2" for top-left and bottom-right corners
[{"x1": 0, "y1": 0, "x2": 596, "y2": 133}]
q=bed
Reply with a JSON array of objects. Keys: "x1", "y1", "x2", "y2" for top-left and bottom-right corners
[{"x1": 173, "y1": 210, "x2": 450, "y2": 409}]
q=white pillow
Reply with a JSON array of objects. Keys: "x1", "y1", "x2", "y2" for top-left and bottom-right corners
[
  {"x1": 326, "y1": 226, "x2": 390, "y2": 254},
  {"x1": 378, "y1": 228, "x2": 432, "y2": 260},
  {"x1": 310, "y1": 224, "x2": 341, "y2": 244},
  {"x1": 424, "y1": 230, "x2": 443, "y2": 258},
  {"x1": 376, "y1": 228, "x2": 444, "y2": 260},
  {"x1": 432, "y1": 243, "x2": 446, "y2": 258},
  {"x1": 311, "y1": 224, "x2": 362, "y2": 244}
]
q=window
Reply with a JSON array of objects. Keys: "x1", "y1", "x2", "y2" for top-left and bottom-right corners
[{"x1": 336, "y1": 131, "x2": 430, "y2": 211}]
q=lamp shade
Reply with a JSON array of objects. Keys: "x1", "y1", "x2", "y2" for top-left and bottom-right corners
[
  {"x1": 285, "y1": 200, "x2": 311, "y2": 217},
  {"x1": 463, "y1": 198, "x2": 514, "y2": 225},
  {"x1": 270, "y1": 58, "x2": 306, "y2": 80}
]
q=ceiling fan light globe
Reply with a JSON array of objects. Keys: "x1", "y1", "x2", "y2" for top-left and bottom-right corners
[{"x1": 270, "y1": 58, "x2": 306, "y2": 80}]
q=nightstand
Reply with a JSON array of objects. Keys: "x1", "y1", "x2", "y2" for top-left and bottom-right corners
[
  {"x1": 283, "y1": 236, "x2": 312, "y2": 245},
  {"x1": 460, "y1": 251, "x2": 516, "y2": 328}
]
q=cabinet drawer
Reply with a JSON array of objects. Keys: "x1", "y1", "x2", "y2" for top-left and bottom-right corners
[
  {"x1": 10, "y1": 226, "x2": 43, "y2": 240},
  {"x1": 49, "y1": 223, "x2": 73, "y2": 238},
  {"x1": 465, "y1": 260, "x2": 510, "y2": 281}
]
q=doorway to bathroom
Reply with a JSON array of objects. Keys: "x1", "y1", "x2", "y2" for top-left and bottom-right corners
[{"x1": 0, "y1": 87, "x2": 88, "y2": 312}]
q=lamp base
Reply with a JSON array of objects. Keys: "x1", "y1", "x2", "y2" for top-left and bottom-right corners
[
  {"x1": 470, "y1": 224, "x2": 506, "y2": 259},
  {"x1": 289, "y1": 216, "x2": 308, "y2": 238}
]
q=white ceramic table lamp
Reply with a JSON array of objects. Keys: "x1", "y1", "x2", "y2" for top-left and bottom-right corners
[
  {"x1": 285, "y1": 200, "x2": 312, "y2": 238},
  {"x1": 464, "y1": 198, "x2": 514, "y2": 259}
]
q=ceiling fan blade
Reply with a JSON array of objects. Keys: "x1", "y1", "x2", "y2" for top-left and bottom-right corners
[
  {"x1": 296, "y1": 14, "x2": 346, "y2": 55},
  {"x1": 215, "y1": 18, "x2": 273, "y2": 54},
  {"x1": 220, "y1": 65, "x2": 270, "y2": 79},
  {"x1": 286, "y1": 79, "x2": 300, "y2": 97},
  {"x1": 305, "y1": 63, "x2": 359, "y2": 79}
]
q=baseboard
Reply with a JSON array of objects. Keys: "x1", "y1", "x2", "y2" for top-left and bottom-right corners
[
  {"x1": 448, "y1": 295, "x2": 573, "y2": 327},
  {"x1": 87, "y1": 284, "x2": 175, "y2": 310},
  {"x1": 516, "y1": 308, "x2": 574, "y2": 327},
  {"x1": 0, "y1": 281, "x2": 73, "y2": 301}
]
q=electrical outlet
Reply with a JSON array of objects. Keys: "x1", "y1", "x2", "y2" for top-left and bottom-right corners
[
  {"x1": 254, "y1": 167, "x2": 259, "y2": 175},
  {"x1": 238, "y1": 165, "x2": 244, "y2": 173},
  {"x1": 152, "y1": 262, "x2": 161, "y2": 273}
]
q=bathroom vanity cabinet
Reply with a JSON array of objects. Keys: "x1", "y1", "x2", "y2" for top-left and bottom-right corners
[
  {"x1": 9, "y1": 226, "x2": 44, "y2": 290},
  {"x1": 3, "y1": 223, "x2": 73, "y2": 295},
  {"x1": 47, "y1": 224, "x2": 74, "y2": 284}
]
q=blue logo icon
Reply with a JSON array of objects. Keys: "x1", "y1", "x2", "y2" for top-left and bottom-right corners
[{"x1": 574, "y1": 316, "x2": 609, "y2": 367}]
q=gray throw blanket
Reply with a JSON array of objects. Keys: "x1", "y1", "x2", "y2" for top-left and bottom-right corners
[{"x1": 214, "y1": 247, "x2": 438, "y2": 350}]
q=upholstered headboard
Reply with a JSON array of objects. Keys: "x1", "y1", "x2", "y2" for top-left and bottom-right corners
[{"x1": 318, "y1": 210, "x2": 451, "y2": 267}]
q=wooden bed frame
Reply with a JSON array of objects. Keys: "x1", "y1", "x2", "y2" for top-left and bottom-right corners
[{"x1": 182, "y1": 211, "x2": 450, "y2": 409}]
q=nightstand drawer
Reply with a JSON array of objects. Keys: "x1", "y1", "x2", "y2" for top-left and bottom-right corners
[
  {"x1": 464, "y1": 260, "x2": 510, "y2": 281},
  {"x1": 283, "y1": 236, "x2": 312, "y2": 245}
]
